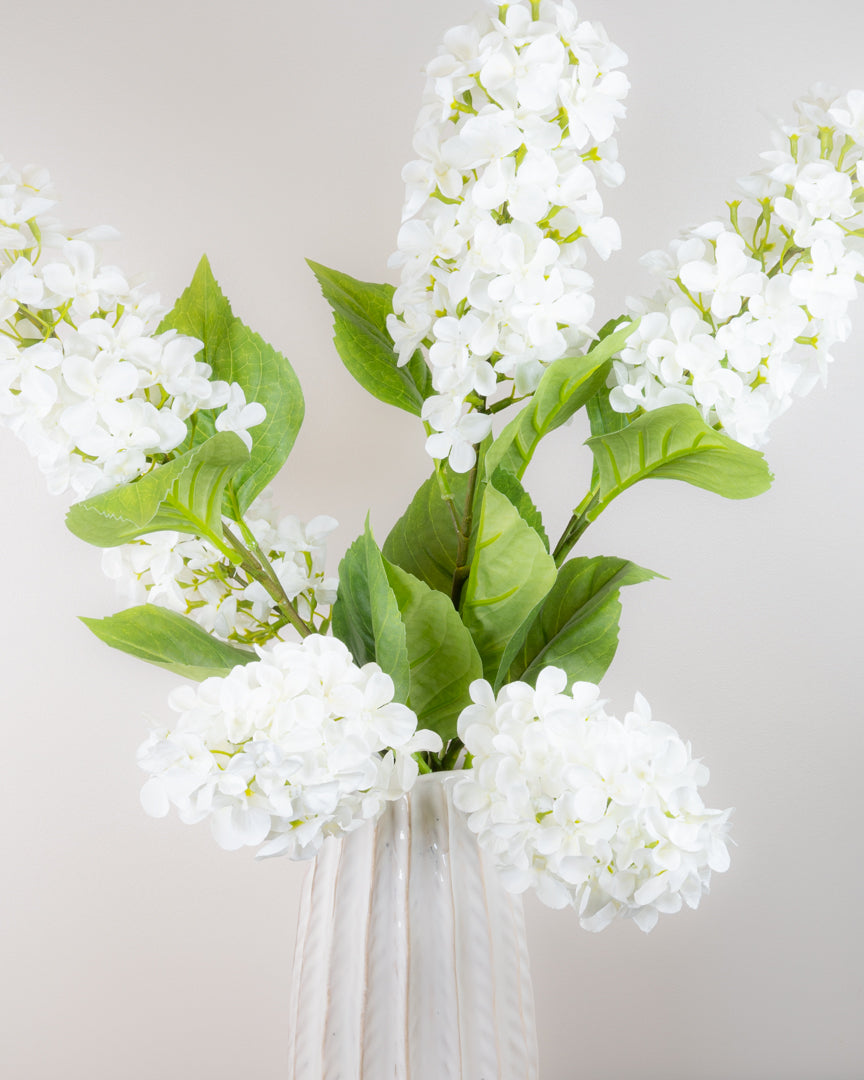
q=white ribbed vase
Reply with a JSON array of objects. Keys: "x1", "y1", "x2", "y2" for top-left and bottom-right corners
[{"x1": 287, "y1": 773, "x2": 539, "y2": 1080}]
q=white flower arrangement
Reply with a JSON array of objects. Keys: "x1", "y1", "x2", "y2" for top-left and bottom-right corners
[{"x1": 2, "y1": 0, "x2": 861, "y2": 950}]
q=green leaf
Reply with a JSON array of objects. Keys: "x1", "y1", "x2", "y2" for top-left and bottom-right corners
[
  {"x1": 587, "y1": 383, "x2": 633, "y2": 488},
  {"x1": 587, "y1": 382, "x2": 632, "y2": 439},
  {"x1": 80, "y1": 605, "x2": 256, "y2": 681},
  {"x1": 383, "y1": 561, "x2": 483, "y2": 742},
  {"x1": 460, "y1": 479, "x2": 557, "y2": 681},
  {"x1": 586, "y1": 403, "x2": 773, "y2": 511},
  {"x1": 66, "y1": 432, "x2": 249, "y2": 548},
  {"x1": 586, "y1": 319, "x2": 641, "y2": 488},
  {"x1": 586, "y1": 318, "x2": 635, "y2": 441},
  {"x1": 490, "y1": 466, "x2": 549, "y2": 551},
  {"x1": 308, "y1": 260, "x2": 432, "y2": 416},
  {"x1": 495, "y1": 556, "x2": 658, "y2": 690},
  {"x1": 486, "y1": 319, "x2": 637, "y2": 480},
  {"x1": 331, "y1": 521, "x2": 410, "y2": 702},
  {"x1": 383, "y1": 460, "x2": 485, "y2": 595},
  {"x1": 159, "y1": 255, "x2": 304, "y2": 513},
  {"x1": 158, "y1": 254, "x2": 233, "y2": 369}
]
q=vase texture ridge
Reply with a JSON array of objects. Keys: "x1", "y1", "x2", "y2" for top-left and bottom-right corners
[{"x1": 287, "y1": 773, "x2": 540, "y2": 1080}]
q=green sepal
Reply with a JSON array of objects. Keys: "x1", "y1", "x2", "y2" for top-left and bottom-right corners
[
  {"x1": 383, "y1": 560, "x2": 483, "y2": 742},
  {"x1": 80, "y1": 605, "x2": 256, "y2": 682},
  {"x1": 308, "y1": 260, "x2": 432, "y2": 416},
  {"x1": 460, "y1": 475, "x2": 557, "y2": 681},
  {"x1": 65, "y1": 432, "x2": 249, "y2": 548},
  {"x1": 331, "y1": 519, "x2": 410, "y2": 703},
  {"x1": 494, "y1": 556, "x2": 659, "y2": 690},
  {"x1": 159, "y1": 254, "x2": 304, "y2": 514},
  {"x1": 486, "y1": 318, "x2": 637, "y2": 480}
]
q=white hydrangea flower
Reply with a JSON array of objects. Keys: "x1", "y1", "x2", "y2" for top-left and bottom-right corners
[
  {"x1": 137, "y1": 635, "x2": 443, "y2": 858},
  {"x1": 102, "y1": 492, "x2": 339, "y2": 644},
  {"x1": 610, "y1": 87, "x2": 864, "y2": 448},
  {"x1": 388, "y1": 0, "x2": 629, "y2": 471},
  {"x1": 0, "y1": 156, "x2": 265, "y2": 498},
  {"x1": 422, "y1": 393, "x2": 494, "y2": 473},
  {"x1": 214, "y1": 382, "x2": 268, "y2": 449},
  {"x1": 40, "y1": 239, "x2": 130, "y2": 321},
  {"x1": 453, "y1": 669, "x2": 731, "y2": 932}
]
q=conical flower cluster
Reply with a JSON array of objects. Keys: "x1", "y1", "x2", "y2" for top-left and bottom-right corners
[
  {"x1": 611, "y1": 87, "x2": 864, "y2": 447},
  {"x1": 388, "y1": 0, "x2": 628, "y2": 470},
  {"x1": 0, "y1": 158, "x2": 263, "y2": 498}
]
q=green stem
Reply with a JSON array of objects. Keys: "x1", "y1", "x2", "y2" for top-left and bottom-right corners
[
  {"x1": 487, "y1": 391, "x2": 530, "y2": 415},
  {"x1": 226, "y1": 486, "x2": 263, "y2": 554},
  {"x1": 17, "y1": 304, "x2": 53, "y2": 333},
  {"x1": 414, "y1": 752, "x2": 433, "y2": 775},
  {"x1": 439, "y1": 738, "x2": 464, "y2": 772},
  {"x1": 221, "y1": 522, "x2": 315, "y2": 639},
  {"x1": 450, "y1": 458, "x2": 480, "y2": 609},
  {"x1": 434, "y1": 459, "x2": 462, "y2": 534},
  {"x1": 552, "y1": 484, "x2": 600, "y2": 565},
  {"x1": 766, "y1": 244, "x2": 804, "y2": 279},
  {"x1": 163, "y1": 495, "x2": 244, "y2": 567}
]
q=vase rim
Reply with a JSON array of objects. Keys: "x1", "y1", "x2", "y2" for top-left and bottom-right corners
[{"x1": 413, "y1": 770, "x2": 457, "y2": 786}]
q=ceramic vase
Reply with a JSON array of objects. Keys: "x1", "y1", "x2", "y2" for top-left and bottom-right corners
[{"x1": 287, "y1": 772, "x2": 540, "y2": 1079}]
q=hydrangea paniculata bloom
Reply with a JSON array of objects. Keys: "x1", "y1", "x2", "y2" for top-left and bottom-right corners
[
  {"x1": 102, "y1": 494, "x2": 339, "y2": 644},
  {"x1": 0, "y1": 157, "x2": 264, "y2": 498},
  {"x1": 387, "y1": 0, "x2": 629, "y2": 471},
  {"x1": 453, "y1": 668, "x2": 731, "y2": 932},
  {"x1": 610, "y1": 87, "x2": 864, "y2": 448},
  {"x1": 138, "y1": 635, "x2": 442, "y2": 858}
]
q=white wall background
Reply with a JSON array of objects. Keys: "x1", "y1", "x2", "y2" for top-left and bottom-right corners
[{"x1": 1, "y1": 2, "x2": 862, "y2": 1077}]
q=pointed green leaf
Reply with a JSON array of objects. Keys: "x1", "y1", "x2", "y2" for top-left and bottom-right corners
[
  {"x1": 158, "y1": 254, "x2": 234, "y2": 369},
  {"x1": 80, "y1": 605, "x2": 256, "y2": 681},
  {"x1": 308, "y1": 260, "x2": 432, "y2": 416},
  {"x1": 587, "y1": 383, "x2": 633, "y2": 488},
  {"x1": 460, "y1": 479, "x2": 557, "y2": 681},
  {"x1": 331, "y1": 522, "x2": 410, "y2": 702},
  {"x1": 490, "y1": 466, "x2": 549, "y2": 550},
  {"x1": 496, "y1": 556, "x2": 659, "y2": 690},
  {"x1": 66, "y1": 432, "x2": 249, "y2": 548},
  {"x1": 586, "y1": 403, "x2": 773, "y2": 513},
  {"x1": 159, "y1": 255, "x2": 304, "y2": 513},
  {"x1": 585, "y1": 318, "x2": 639, "y2": 484},
  {"x1": 486, "y1": 319, "x2": 637, "y2": 480},
  {"x1": 383, "y1": 459, "x2": 486, "y2": 595},
  {"x1": 383, "y1": 560, "x2": 482, "y2": 742},
  {"x1": 586, "y1": 319, "x2": 637, "y2": 442}
]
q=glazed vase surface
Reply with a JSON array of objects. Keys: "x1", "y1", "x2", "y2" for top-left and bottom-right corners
[{"x1": 287, "y1": 773, "x2": 539, "y2": 1080}]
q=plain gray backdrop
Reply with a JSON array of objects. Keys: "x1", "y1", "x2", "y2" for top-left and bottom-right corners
[{"x1": 1, "y1": 2, "x2": 862, "y2": 1077}]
